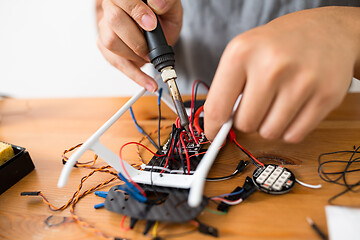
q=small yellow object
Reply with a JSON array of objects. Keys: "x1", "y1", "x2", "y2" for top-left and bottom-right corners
[{"x1": 0, "y1": 142, "x2": 15, "y2": 165}]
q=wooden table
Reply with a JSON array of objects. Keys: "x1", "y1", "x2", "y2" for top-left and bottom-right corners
[{"x1": 0, "y1": 94, "x2": 359, "y2": 240}]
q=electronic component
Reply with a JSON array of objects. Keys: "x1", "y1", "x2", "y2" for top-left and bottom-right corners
[
  {"x1": 144, "y1": 125, "x2": 209, "y2": 174},
  {"x1": 252, "y1": 164, "x2": 295, "y2": 194},
  {"x1": 197, "y1": 221, "x2": 219, "y2": 237},
  {"x1": 0, "y1": 143, "x2": 34, "y2": 195},
  {"x1": 0, "y1": 141, "x2": 14, "y2": 165},
  {"x1": 217, "y1": 176, "x2": 258, "y2": 212}
]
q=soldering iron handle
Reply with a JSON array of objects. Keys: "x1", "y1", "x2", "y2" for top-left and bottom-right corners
[{"x1": 142, "y1": 0, "x2": 175, "y2": 71}]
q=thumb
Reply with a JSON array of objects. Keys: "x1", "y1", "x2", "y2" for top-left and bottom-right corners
[{"x1": 147, "y1": 0, "x2": 179, "y2": 15}]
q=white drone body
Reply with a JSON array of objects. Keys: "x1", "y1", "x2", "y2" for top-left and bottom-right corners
[{"x1": 58, "y1": 88, "x2": 239, "y2": 207}]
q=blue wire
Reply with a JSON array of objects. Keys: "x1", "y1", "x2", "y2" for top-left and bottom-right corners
[
  {"x1": 117, "y1": 184, "x2": 147, "y2": 203},
  {"x1": 216, "y1": 189, "x2": 244, "y2": 198},
  {"x1": 157, "y1": 88, "x2": 163, "y2": 105},
  {"x1": 117, "y1": 173, "x2": 140, "y2": 193},
  {"x1": 117, "y1": 173, "x2": 147, "y2": 203},
  {"x1": 129, "y1": 106, "x2": 144, "y2": 134},
  {"x1": 94, "y1": 191, "x2": 108, "y2": 198},
  {"x1": 94, "y1": 202, "x2": 105, "y2": 209}
]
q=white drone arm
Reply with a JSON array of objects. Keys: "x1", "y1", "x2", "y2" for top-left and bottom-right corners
[{"x1": 57, "y1": 88, "x2": 146, "y2": 188}]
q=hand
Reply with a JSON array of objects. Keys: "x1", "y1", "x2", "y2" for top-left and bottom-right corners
[
  {"x1": 96, "y1": 0, "x2": 183, "y2": 92},
  {"x1": 204, "y1": 7, "x2": 360, "y2": 143}
]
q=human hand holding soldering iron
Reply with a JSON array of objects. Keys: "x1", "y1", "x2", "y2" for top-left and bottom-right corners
[
  {"x1": 96, "y1": 0, "x2": 182, "y2": 93},
  {"x1": 97, "y1": 1, "x2": 360, "y2": 143}
]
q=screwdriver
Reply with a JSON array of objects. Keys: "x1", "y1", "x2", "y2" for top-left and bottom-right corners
[{"x1": 142, "y1": 0, "x2": 191, "y2": 138}]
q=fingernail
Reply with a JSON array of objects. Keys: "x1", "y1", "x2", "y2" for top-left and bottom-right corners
[
  {"x1": 145, "y1": 83, "x2": 156, "y2": 93},
  {"x1": 283, "y1": 131, "x2": 299, "y2": 143},
  {"x1": 149, "y1": 0, "x2": 166, "y2": 12},
  {"x1": 141, "y1": 14, "x2": 156, "y2": 30}
]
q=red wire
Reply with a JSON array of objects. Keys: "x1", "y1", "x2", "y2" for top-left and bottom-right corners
[
  {"x1": 175, "y1": 117, "x2": 180, "y2": 128},
  {"x1": 180, "y1": 132, "x2": 191, "y2": 174},
  {"x1": 189, "y1": 120, "x2": 199, "y2": 144},
  {"x1": 119, "y1": 142, "x2": 166, "y2": 196},
  {"x1": 120, "y1": 215, "x2": 130, "y2": 231},
  {"x1": 233, "y1": 139, "x2": 264, "y2": 167},
  {"x1": 193, "y1": 105, "x2": 204, "y2": 134},
  {"x1": 188, "y1": 151, "x2": 206, "y2": 159}
]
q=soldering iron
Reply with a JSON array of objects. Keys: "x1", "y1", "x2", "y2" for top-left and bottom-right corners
[{"x1": 142, "y1": 0, "x2": 191, "y2": 138}]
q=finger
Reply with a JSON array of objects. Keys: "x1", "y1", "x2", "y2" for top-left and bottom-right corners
[
  {"x1": 204, "y1": 40, "x2": 246, "y2": 140},
  {"x1": 112, "y1": 0, "x2": 157, "y2": 31},
  {"x1": 258, "y1": 75, "x2": 314, "y2": 140},
  {"x1": 232, "y1": 72, "x2": 277, "y2": 134},
  {"x1": 98, "y1": 19, "x2": 147, "y2": 64},
  {"x1": 282, "y1": 93, "x2": 342, "y2": 143},
  {"x1": 103, "y1": 0, "x2": 149, "y2": 59},
  {"x1": 97, "y1": 39, "x2": 158, "y2": 93}
]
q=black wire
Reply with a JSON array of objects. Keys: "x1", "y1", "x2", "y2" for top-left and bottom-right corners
[
  {"x1": 178, "y1": 140, "x2": 186, "y2": 174},
  {"x1": 318, "y1": 145, "x2": 360, "y2": 205},
  {"x1": 191, "y1": 81, "x2": 209, "y2": 125},
  {"x1": 144, "y1": 131, "x2": 160, "y2": 151},
  {"x1": 168, "y1": 129, "x2": 179, "y2": 169},
  {"x1": 206, "y1": 160, "x2": 249, "y2": 181},
  {"x1": 191, "y1": 81, "x2": 201, "y2": 125},
  {"x1": 159, "y1": 125, "x2": 176, "y2": 168},
  {"x1": 233, "y1": 143, "x2": 261, "y2": 168}
]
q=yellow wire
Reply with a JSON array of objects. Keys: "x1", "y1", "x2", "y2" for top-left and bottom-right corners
[{"x1": 152, "y1": 221, "x2": 159, "y2": 237}]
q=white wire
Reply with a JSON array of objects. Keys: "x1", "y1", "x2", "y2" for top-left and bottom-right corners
[
  {"x1": 212, "y1": 198, "x2": 243, "y2": 205},
  {"x1": 296, "y1": 179, "x2": 322, "y2": 189}
]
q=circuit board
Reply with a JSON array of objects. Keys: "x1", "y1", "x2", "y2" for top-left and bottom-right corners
[
  {"x1": 252, "y1": 164, "x2": 295, "y2": 194},
  {"x1": 143, "y1": 127, "x2": 209, "y2": 174}
]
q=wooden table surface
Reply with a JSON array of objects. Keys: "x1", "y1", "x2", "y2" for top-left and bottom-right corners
[{"x1": 0, "y1": 93, "x2": 359, "y2": 240}]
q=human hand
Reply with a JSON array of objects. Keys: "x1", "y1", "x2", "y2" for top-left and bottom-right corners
[
  {"x1": 96, "y1": 0, "x2": 183, "y2": 92},
  {"x1": 204, "y1": 7, "x2": 360, "y2": 143}
]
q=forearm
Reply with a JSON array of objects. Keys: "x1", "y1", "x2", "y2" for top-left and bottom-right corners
[{"x1": 326, "y1": 7, "x2": 360, "y2": 79}]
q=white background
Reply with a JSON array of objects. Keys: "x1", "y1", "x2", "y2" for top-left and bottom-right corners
[
  {"x1": 0, "y1": 0, "x2": 359, "y2": 98},
  {"x1": 0, "y1": 0, "x2": 146, "y2": 98}
]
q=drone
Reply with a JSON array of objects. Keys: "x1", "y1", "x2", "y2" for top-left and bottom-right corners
[{"x1": 57, "y1": 88, "x2": 240, "y2": 208}]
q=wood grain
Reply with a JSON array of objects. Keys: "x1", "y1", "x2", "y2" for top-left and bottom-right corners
[{"x1": 0, "y1": 94, "x2": 359, "y2": 240}]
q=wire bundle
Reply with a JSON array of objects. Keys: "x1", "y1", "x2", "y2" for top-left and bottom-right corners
[
  {"x1": 318, "y1": 145, "x2": 360, "y2": 205},
  {"x1": 22, "y1": 149, "x2": 119, "y2": 239}
]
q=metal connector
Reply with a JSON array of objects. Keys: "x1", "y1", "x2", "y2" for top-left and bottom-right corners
[{"x1": 160, "y1": 67, "x2": 191, "y2": 137}]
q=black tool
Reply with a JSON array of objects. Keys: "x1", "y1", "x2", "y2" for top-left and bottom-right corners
[{"x1": 142, "y1": 0, "x2": 191, "y2": 138}]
